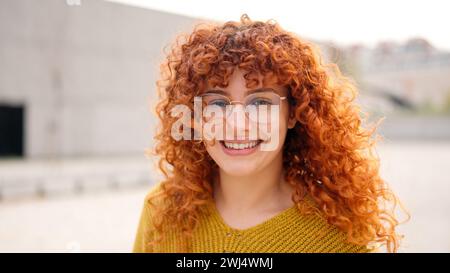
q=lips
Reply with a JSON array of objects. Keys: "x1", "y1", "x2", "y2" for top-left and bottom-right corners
[
  {"x1": 222, "y1": 141, "x2": 259, "y2": 150},
  {"x1": 219, "y1": 140, "x2": 263, "y2": 156}
]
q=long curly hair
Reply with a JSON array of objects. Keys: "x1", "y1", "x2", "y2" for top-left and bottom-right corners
[{"x1": 146, "y1": 14, "x2": 407, "y2": 252}]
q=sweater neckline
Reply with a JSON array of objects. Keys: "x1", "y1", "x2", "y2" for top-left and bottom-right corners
[{"x1": 206, "y1": 199, "x2": 300, "y2": 234}]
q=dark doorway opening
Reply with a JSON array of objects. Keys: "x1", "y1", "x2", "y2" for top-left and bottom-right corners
[{"x1": 0, "y1": 104, "x2": 25, "y2": 157}]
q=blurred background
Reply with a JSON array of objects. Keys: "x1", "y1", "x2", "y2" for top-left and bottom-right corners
[{"x1": 0, "y1": 0, "x2": 449, "y2": 252}]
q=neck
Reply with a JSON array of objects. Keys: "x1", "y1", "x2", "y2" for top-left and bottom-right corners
[{"x1": 213, "y1": 153, "x2": 292, "y2": 213}]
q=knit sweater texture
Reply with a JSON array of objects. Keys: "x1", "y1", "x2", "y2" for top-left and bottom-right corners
[{"x1": 133, "y1": 183, "x2": 373, "y2": 253}]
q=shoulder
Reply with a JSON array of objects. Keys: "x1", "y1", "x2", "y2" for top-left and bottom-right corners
[
  {"x1": 146, "y1": 182, "x2": 164, "y2": 199},
  {"x1": 132, "y1": 182, "x2": 166, "y2": 253},
  {"x1": 138, "y1": 182, "x2": 165, "y2": 223},
  {"x1": 293, "y1": 194, "x2": 375, "y2": 253},
  {"x1": 141, "y1": 182, "x2": 173, "y2": 214}
]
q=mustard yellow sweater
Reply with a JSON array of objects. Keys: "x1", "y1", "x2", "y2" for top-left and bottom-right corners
[{"x1": 133, "y1": 183, "x2": 374, "y2": 253}]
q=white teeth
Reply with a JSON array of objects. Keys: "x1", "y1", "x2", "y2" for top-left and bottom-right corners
[{"x1": 223, "y1": 141, "x2": 259, "y2": 150}]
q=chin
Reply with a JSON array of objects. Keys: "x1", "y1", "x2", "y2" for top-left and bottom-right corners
[{"x1": 218, "y1": 160, "x2": 261, "y2": 177}]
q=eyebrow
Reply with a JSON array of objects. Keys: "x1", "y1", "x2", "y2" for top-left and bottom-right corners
[{"x1": 203, "y1": 87, "x2": 280, "y2": 96}]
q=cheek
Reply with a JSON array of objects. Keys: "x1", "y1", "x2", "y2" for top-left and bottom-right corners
[
  {"x1": 204, "y1": 140, "x2": 223, "y2": 163},
  {"x1": 262, "y1": 112, "x2": 290, "y2": 150},
  {"x1": 279, "y1": 108, "x2": 293, "y2": 140}
]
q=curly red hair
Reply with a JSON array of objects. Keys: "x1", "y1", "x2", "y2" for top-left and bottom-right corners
[{"x1": 146, "y1": 14, "x2": 406, "y2": 252}]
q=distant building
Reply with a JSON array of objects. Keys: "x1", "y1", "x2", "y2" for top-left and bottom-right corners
[{"x1": 342, "y1": 38, "x2": 450, "y2": 111}]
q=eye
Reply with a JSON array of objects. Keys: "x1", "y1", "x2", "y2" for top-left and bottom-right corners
[
  {"x1": 249, "y1": 98, "x2": 273, "y2": 106},
  {"x1": 209, "y1": 99, "x2": 229, "y2": 108}
]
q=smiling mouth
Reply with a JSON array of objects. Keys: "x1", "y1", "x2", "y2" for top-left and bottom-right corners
[
  {"x1": 219, "y1": 140, "x2": 263, "y2": 155},
  {"x1": 221, "y1": 140, "x2": 261, "y2": 149}
]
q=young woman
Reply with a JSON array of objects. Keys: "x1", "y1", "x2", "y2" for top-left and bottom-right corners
[{"x1": 133, "y1": 14, "x2": 404, "y2": 253}]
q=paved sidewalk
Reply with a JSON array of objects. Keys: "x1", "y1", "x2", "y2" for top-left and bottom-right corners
[{"x1": 0, "y1": 185, "x2": 152, "y2": 252}]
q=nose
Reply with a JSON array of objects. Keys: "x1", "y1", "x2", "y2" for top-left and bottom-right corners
[{"x1": 225, "y1": 104, "x2": 252, "y2": 140}]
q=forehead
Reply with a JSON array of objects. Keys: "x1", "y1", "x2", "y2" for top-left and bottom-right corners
[
  {"x1": 204, "y1": 70, "x2": 288, "y2": 95},
  {"x1": 203, "y1": 87, "x2": 287, "y2": 97},
  {"x1": 203, "y1": 86, "x2": 289, "y2": 98},
  {"x1": 201, "y1": 67, "x2": 289, "y2": 97}
]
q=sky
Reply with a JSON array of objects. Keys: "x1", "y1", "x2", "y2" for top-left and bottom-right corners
[{"x1": 106, "y1": 0, "x2": 450, "y2": 51}]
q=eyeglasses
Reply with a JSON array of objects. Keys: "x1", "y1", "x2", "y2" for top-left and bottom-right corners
[{"x1": 199, "y1": 91, "x2": 287, "y2": 124}]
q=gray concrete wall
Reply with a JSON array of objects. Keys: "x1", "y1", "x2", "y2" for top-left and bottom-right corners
[
  {"x1": 378, "y1": 115, "x2": 450, "y2": 140},
  {"x1": 0, "y1": 0, "x2": 199, "y2": 158},
  {"x1": 362, "y1": 66, "x2": 450, "y2": 108}
]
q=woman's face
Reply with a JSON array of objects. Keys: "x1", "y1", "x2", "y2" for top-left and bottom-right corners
[{"x1": 202, "y1": 69, "x2": 296, "y2": 177}]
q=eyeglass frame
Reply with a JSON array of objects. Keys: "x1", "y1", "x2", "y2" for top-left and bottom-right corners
[{"x1": 198, "y1": 90, "x2": 288, "y2": 122}]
